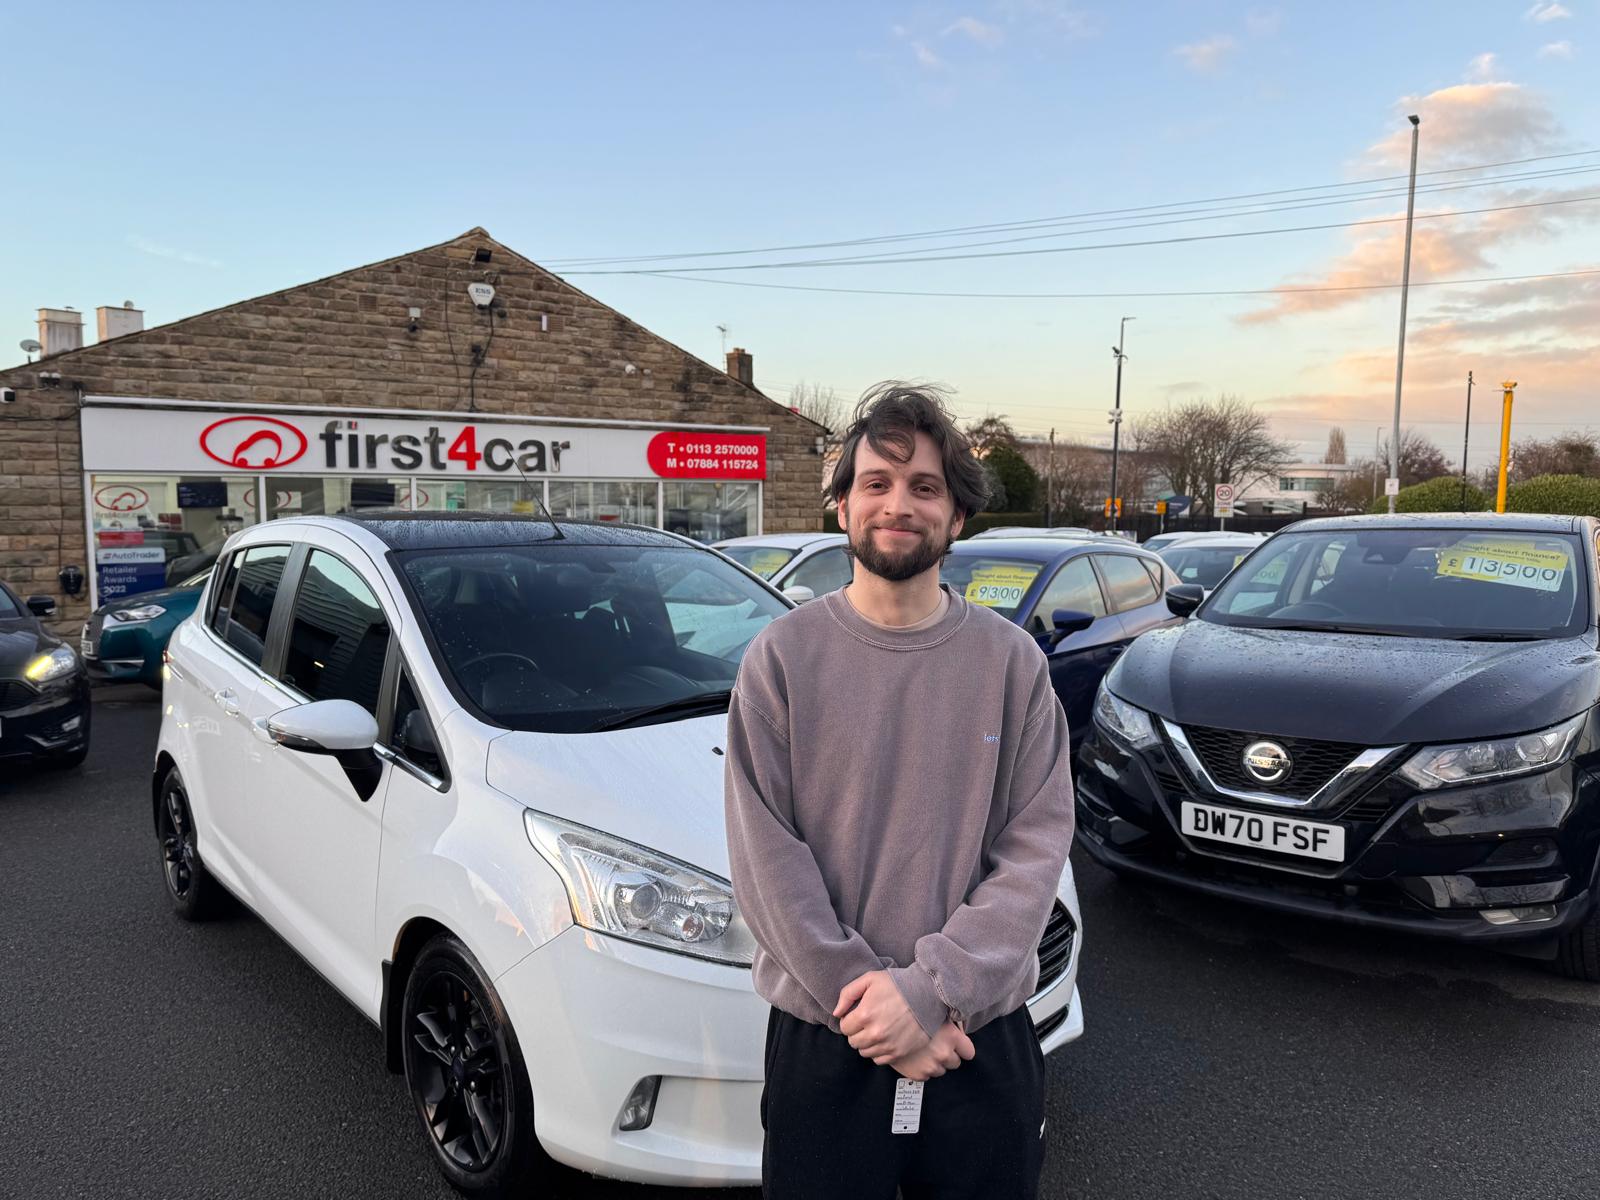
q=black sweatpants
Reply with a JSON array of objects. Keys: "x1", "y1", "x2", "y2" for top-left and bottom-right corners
[{"x1": 760, "y1": 1006, "x2": 1047, "y2": 1199}]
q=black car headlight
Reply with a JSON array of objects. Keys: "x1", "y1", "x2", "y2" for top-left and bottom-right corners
[
  {"x1": 24, "y1": 647, "x2": 78, "y2": 684},
  {"x1": 1396, "y1": 712, "x2": 1587, "y2": 790},
  {"x1": 1093, "y1": 681, "x2": 1161, "y2": 751}
]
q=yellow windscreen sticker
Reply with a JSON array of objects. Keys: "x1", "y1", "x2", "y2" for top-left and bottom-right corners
[
  {"x1": 1436, "y1": 539, "x2": 1570, "y2": 593},
  {"x1": 963, "y1": 563, "x2": 1041, "y2": 608},
  {"x1": 746, "y1": 550, "x2": 793, "y2": 579}
]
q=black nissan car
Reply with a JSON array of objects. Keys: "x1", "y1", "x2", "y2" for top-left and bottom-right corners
[
  {"x1": 0, "y1": 581, "x2": 91, "y2": 769},
  {"x1": 1077, "y1": 514, "x2": 1600, "y2": 977}
]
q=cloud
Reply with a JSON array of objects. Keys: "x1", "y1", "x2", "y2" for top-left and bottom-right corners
[
  {"x1": 1245, "y1": 8, "x2": 1282, "y2": 37},
  {"x1": 1524, "y1": 2, "x2": 1571, "y2": 22},
  {"x1": 127, "y1": 234, "x2": 222, "y2": 269},
  {"x1": 1467, "y1": 52, "x2": 1498, "y2": 81},
  {"x1": 943, "y1": 16, "x2": 1004, "y2": 47},
  {"x1": 1538, "y1": 40, "x2": 1574, "y2": 59},
  {"x1": 1239, "y1": 81, "x2": 1594, "y2": 325},
  {"x1": 910, "y1": 40, "x2": 944, "y2": 69},
  {"x1": 1173, "y1": 34, "x2": 1236, "y2": 73}
]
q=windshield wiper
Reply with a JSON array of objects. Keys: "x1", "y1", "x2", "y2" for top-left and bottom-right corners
[
  {"x1": 591, "y1": 690, "x2": 733, "y2": 732},
  {"x1": 1446, "y1": 632, "x2": 1543, "y2": 642},
  {"x1": 1249, "y1": 622, "x2": 1412, "y2": 637}
]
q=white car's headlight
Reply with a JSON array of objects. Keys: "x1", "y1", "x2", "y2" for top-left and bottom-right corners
[
  {"x1": 1093, "y1": 680, "x2": 1160, "y2": 750},
  {"x1": 110, "y1": 604, "x2": 167, "y2": 623},
  {"x1": 1396, "y1": 713, "x2": 1587, "y2": 790},
  {"x1": 25, "y1": 646, "x2": 78, "y2": 683},
  {"x1": 523, "y1": 810, "x2": 755, "y2": 966}
]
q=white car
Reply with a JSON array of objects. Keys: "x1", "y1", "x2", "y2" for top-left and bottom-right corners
[
  {"x1": 971, "y1": 526, "x2": 1099, "y2": 540},
  {"x1": 1141, "y1": 529, "x2": 1266, "y2": 554},
  {"x1": 712, "y1": 532, "x2": 850, "y2": 602},
  {"x1": 154, "y1": 514, "x2": 1084, "y2": 1193}
]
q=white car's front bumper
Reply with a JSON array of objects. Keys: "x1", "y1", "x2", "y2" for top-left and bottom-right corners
[{"x1": 497, "y1": 894, "x2": 1084, "y2": 1187}]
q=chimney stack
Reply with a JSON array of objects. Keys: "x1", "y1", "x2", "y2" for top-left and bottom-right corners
[
  {"x1": 97, "y1": 301, "x2": 144, "y2": 342},
  {"x1": 37, "y1": 308, "x2": 84, "y2": 357},
  {"x1": 725, "y1": 346, "x2": 753, "y2": 387}
]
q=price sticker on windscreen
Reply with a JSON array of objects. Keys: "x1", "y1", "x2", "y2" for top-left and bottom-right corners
[
  {"x1": 964, "y1": 563, "x2": 1041, "y2": 608},
  {"x1": 1436, "y1": 539, "x2": 1570, "y2": 593},
  {"x1": 746, "y1": 550, "x2": 792, "y2": 579}
]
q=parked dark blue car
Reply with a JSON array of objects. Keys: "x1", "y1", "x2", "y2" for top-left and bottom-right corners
[{"x1": 941, "y1": 536, "x2": 1184, "y2": 753}]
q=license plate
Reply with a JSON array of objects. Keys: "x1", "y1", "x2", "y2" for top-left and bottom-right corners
[
  {"x1": 81, "y1": 626, "x2": 97, "y2": 660},
  {"x1": 1181, "y1": 801, "x2": 1345, "y2": 862}
]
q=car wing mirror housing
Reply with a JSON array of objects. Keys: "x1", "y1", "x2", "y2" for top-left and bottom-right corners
[
  {"x1": 782, "y1": 585, "x2": 816, "y2": 605},
  {"x1": 1166, "y1": 583, "x2": 1205, "y2": 617},
  {"x1": 26, "y1": 595, "x2": 57, "y2": 617},
  {"x1": 1048, "y1": 608, "x2": 1096, "y2": 647},
  {"x1": 266, "y1": 699, "x2": 383, "y2": 801}
]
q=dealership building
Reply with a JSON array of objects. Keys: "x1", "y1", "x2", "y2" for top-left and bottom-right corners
[{"x1": 0, "y1": 228, "x2": 825, "y2": 628}]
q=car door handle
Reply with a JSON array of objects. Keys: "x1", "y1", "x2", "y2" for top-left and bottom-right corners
[{"x1": 213, "y1": 688, "x2": 240, "y2": 716}]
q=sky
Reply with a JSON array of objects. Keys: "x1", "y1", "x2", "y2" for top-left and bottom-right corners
[{"x1": 3, "y1": 1, "x2": 1597, "y2": 471}]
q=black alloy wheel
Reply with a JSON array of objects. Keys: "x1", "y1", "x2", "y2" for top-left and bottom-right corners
[
  {"x1": 156, "y1": 769, "x2": 221, "y2": 920},
  {"x1": 402, "y1": 936, "x2": 545, "y2": 1196}
]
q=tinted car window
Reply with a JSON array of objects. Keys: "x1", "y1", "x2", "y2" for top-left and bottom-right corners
[
  {"x1": 1206, "y1": 528, "x2": 1590, "y2": 638},
  {"x1": 1163, "y1": 545, "x2": 1252, "y2": 589},
  {"x1": 1095, "y1": 554, "x2": 1160, "y2": 613},
  {"x1": 282, "y1": 550, "x2": 391, "y2": 714},
  {"x1": 785, "y1": 547, "x2": 852, "y2": 596},
  {"x1": 226, "y1": 545, "x2": 289, "y2": 665},
  {"x1": 392, "y1": 669, "x2": 447, "y2": 782},
  {"x1": 1026, "y1": 558, "x2": 1106, "y2": 636},
  {"x1": 0, "y1": 585, "x2": 21, "y2": 619},
  {"x1": 209, "y1": 553, "x2": 241, "y2": 636},
  {"x1": 400, "y1": 544, "x2": 788, "y2": 733}
]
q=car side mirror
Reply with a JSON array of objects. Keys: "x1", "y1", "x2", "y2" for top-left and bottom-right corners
[
  {"x1": 1166, "y1": 583, "x2": 1205, "y2": 617},
  {"x1": 1048, "y1": 608, "x2": 1096, "y2": 647},
  {"x1": 26, "y1": 595, "x2": 56, "y2": 617},
  {"x1": 782, "y1": 585, "x2": 816, "y2": 605},
  {"x1": 396, "y1": 709, "x2": 444, "y2": 776},
  {"x1": 265, "y1": 699, "x2": 383, "y2": 801}
]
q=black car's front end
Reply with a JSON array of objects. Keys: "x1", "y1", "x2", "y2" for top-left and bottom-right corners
[
  {"x1": 0, "y1": 610, "x2": 92, "y2": 767},
  {"x1": 1076, "y1": 516, "x2": 1600, "y2": 963}
]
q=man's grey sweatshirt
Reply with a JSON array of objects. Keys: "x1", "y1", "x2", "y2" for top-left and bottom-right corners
[{"x1": 723, "y1": 585, "x2": 1076, "y2": 1039}]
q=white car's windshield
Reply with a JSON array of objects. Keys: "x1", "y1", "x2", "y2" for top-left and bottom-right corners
[
  {"x1": 1162, "y1": 544, "x2": 1254, "y2": 590},
  {"x1": 400, "y1": 544, "x2": 789, "y2": 732},
  {"x1": 1204, "y1": 528, "x2": 1590, "y2": 639}
]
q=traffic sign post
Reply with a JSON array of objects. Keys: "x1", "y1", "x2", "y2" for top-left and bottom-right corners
[{"x1": 1213, "y1": 482, "x2": 1235, "y2": 528}]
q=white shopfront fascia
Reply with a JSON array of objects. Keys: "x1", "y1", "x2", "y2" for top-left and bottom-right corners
[{"x1": 79, "y1": 397, "x2": 769, "y2": 603}]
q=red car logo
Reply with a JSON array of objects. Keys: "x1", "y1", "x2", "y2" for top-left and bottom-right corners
[
  {"x1": 199, "y1": 416, "x2": 308, "y2": 469},
  {"x1": 95, "y1": 484, "x2": 150, "y2": 512}
]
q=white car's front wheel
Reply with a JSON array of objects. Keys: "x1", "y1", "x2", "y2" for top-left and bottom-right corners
[{"x1": 401, "y1": 933, "x2": 549, "y2": 1196}]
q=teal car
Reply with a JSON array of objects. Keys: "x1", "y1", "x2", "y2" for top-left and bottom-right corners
[{"x1": 81, "y1": 567, "x2": 212, "y2": 688}]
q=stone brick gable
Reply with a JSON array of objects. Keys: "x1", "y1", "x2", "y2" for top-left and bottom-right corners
[{"x1": 0, "y1": 228, "x2": 825, "y2": 629}]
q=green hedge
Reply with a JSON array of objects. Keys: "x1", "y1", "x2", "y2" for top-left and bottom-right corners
[
  {"x1": 1504, "y1": 474, "x2": 1600, "y2": 517},
  {"x1": 1367, "y1": 475, "x2": 1486, "y2": 514}
]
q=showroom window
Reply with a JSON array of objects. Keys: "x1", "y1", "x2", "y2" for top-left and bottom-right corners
[
  {"x1": 265, "y1": 477, "x2": 414, "y2": 519},
  {"x1": 550, "y1": 480, "x2": 659, "y2": 526},
  {"x1": 89, "y1": 474, "x2": 258, "y2": 603},
  {"x1": 662, "y1": 481, "x2": 759, "y2": 543},
  {"x1": 412, "y1": 478, "x2": 543, "y2": 514}
]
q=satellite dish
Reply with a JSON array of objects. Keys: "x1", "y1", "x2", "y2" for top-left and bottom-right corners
[{"x1": 21, "y1": 339, "x2": 42, "y2": 353}]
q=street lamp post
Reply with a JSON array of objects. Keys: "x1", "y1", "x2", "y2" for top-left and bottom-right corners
[
  {"x1": 1460, "y1": 371, "x2": 1474, "y2": 511},
  {"x1": 1108, "y1": 316, "x2": 1134, "y2": 533},
  {"x1": 1388, "y1": 114, "x2": 1421, "y2": 514}
]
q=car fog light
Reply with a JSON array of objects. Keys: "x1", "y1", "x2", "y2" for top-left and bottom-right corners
[
  {"x1": 61, "y1": 716, "x2": 81, "y2": 732},
  {"x1": 1480, "y1": 904, "x2": 1558, "y2": 926},
  {"x1": 618, "y1": 1076, "x2": 661, "y2": 1132}
]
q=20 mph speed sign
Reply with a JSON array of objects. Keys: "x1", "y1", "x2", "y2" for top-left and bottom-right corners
[{"x1": 1213, "y1": 483, "x2": 1235, "y2": 517}]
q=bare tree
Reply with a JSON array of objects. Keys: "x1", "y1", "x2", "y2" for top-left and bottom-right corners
[
  {"x1": 786, "y1": 381, "x2": 850, "y2": 440},
  {"x1": 1379, "y1": 428, "x2": 1452, "y2": 487},
  {"x1": 964, "y1": 414, "x2": 1021, "y2": 457},
  {"x1": 1508, "y1": 430, "x2": 1600, "y2": 482},
  {"x1": 1129, "y1": 395, "x2": 1294, "y2": 516},
  {"x1": 1324, "y1": 427, "x2": 1347, "y2": 464}
]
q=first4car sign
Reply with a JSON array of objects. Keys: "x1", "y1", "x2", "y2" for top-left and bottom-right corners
[{"x1": 78, "y1": 403, "x2": 767, "y2": 482}]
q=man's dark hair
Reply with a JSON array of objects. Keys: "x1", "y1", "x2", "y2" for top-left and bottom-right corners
[{"x1": 827, "y1": 382, "x2": 990, "y2": 519}]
